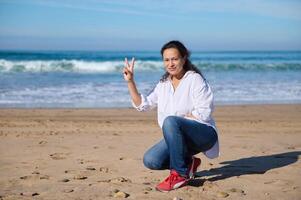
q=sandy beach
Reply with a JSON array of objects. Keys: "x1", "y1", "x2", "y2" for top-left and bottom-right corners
[{"x1": 0, "y1": 104, "x2": 300, "y2": 200}]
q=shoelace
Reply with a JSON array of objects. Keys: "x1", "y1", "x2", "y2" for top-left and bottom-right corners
[{"x1": 164, "y1": 171, "x2": 181, "y2": 186}]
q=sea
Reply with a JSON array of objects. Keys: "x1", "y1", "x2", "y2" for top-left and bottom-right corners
[{"x1": 0, "y1": 50, "x2": 300, "y2": 108}]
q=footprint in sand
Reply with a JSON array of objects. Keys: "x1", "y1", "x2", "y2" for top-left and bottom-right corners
[
  {"x1": 73, "y1": 174, "x2": 88, "y2": 180},
  {"x1": 20, "y1": 175, "x2": 37, "y2": 180},
  {"x1": 76, "y1": 158, "x2": 85, "y2": 164},
  {"x1": 20, "y1": 174, "x2": 50, "y2": 180},
  {"x1": 64, "y1": 169, "x2": 77, "y2": 174},
  {"x1": 98, "y1": 177, "x2": 132, "y2": 184},
  {"x1": 201, "y1": 180, "x2": 220, "y2": 192},
  {"x1": 62, "y1": 189, "x2": 74, "y2": 193},
  {"x1": 38, "y1": 140, "x2": 47, "y2": 145},
  {"x1": 216, "y1": 191, "x2": 229, "y2": 198},
  {"x1": 228, "y1": 188, "x2": 246, "y2": 196},
  {"x1": 20, "y1": 192, "x2": 39, "y2": 197},
  {"x1": 59, "y1": 178, "x2": 70, "y2": 182},
  {"x1": 99, "y1": 167, "x2": 110, "y2": 173},
  {"x1": 50, "y1": 153, "x2": 68, "y2": 160},
  {"x1": 86, "y1": 166, "x2": 96, "y2": 171},
  {"x1": 143, "y1": 186, "x2": 153, "y2": 194},
  {"x1": 39, "y1": 175, "x2": 50, "y2": 180},
  {"x1": 142, "y1": 182, "x2": 151, "y2": 185},
  {"x1": 264, "y1": 179, "x2": 291, "y2": 186}
]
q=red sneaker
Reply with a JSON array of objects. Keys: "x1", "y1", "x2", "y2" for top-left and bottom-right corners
[
  {"x1": 155, "y1": 170, "x2": 188, "y2": 192},
  {"x1": 188, "y1": 156, "x2": 201, "y2": 179}
]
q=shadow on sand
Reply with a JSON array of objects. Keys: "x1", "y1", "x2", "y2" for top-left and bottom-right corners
[{"x1": 189, "y1": 151, "x2": 301, "y2": 187}]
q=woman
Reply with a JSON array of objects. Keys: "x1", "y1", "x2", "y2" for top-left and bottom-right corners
[{"x1": 123, "y1": 40, "x2": 219, "y2": 192}]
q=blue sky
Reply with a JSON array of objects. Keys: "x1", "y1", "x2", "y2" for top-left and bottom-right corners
[{"x1": 0, "y1": 0, "x2": 301, "y2": 50}]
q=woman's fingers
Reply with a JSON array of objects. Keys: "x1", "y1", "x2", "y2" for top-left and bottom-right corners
[
  {"x1": 124, "y1": 57, "x2": 135, "y2": 72},
  {"x1": 130, "y1": 57, "x2": 135, "y2": 72},
  {"x1": 124, "y1": 57, "x2": 130, "y2": 70},
  {"x1": 123, "y1": 58, "x2": 135, "y2": 81}
]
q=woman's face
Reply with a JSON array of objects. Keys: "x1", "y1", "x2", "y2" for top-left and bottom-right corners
[{"x1": 162, "y1": 48, "x2": 186, "y2": 77}]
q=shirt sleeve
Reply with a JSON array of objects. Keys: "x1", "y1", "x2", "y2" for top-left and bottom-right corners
[
  {"x1": 191, "y1": 75, "x2": 214, "y2": 123},
  {"x1": 132, "y1": 82, "x2": 159, "y2": 112}
]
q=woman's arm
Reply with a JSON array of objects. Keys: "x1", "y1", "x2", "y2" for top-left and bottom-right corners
[{"x1": 123, "y1": 57, "x2": 141, "y2": 107}]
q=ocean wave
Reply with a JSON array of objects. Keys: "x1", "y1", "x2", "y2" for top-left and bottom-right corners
[
  {"x1": 0, "y1": 59, "x2": 301, "y2": 73},
  {"x1": 0, "y1": 59, "x2": 163, "y2": 73},
  {"x1": 195, "y1": 62, "x2": 301, "y2": 71}
]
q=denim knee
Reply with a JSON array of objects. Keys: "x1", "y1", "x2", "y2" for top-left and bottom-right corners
[
  {"x1": 143, "y1": 153, "x2": 162, "y2": 170},
  {"x1": 162, "y1": 116, "x2": 179, "y2": 131},
  {"x1": 162, "y1": 116, "x2": 180, "y2": 137}
]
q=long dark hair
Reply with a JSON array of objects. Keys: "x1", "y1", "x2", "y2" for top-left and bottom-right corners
[{"x1": 160, "y1": 40, "x2": 205, "y2": 82}]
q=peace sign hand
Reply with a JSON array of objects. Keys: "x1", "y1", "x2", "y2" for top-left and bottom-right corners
[{"x1": 123, "y1": 57, "x2": 135, "y2": 82}]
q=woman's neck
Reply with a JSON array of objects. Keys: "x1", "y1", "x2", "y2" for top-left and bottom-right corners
[{"x1": 171, "y1": 70, "x2": 186, "y2": 81}]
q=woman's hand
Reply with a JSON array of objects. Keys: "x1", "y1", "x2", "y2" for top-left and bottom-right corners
[
  {"x1": 123, "y1": 57, "x2": 135, "y2": 82},
  {"x1": 123, "y1": 57, "x2": 141, "y2": 106},
  {"x1": 185, "y1": 113, "x2": 197, "y2": 120}
]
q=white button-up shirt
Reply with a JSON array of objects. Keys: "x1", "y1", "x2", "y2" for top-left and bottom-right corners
[{"x1": 133, "y1": 70, "x2": 219, "y2": 159}]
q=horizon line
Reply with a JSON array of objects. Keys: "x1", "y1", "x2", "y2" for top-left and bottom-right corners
[{"x1": 1, "y1": 49, "x2": 301, "y2": 52}]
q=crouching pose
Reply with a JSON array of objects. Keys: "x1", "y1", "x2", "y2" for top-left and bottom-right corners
[{"x1": 123, "y1": 40, "x2": 219, "y2": 192}]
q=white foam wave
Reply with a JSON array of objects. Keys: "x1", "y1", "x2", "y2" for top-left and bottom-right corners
[
  {"x1": 0, "y1": 59, "x2": 164, "y2": 73},
  {"x1": 1, "y1": 59, "x2": 300, "y2": 73}
]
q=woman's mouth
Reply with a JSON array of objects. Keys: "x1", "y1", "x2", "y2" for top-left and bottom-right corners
[{"x1": 168, "y1": 68, "x2": 176, "y2": 71}]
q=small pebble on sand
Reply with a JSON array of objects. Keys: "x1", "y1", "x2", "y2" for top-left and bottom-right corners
[
  {"x1": 110, "y1": 177, "x2": 132, "y2": 183},
  {"x1": 144, "y1": 187, "x2": 152, "y2": 191},
  {"x1": 113, "y1": 191, "x2": 129, "y2": 198}
]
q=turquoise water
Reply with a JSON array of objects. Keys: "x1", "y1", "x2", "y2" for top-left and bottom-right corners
[{"x1": 0, "y1": 51, "x2": 300, "y2": 107}]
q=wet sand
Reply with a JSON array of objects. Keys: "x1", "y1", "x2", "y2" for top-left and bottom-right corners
[{"x1": 0, "y1": 105, "x2": 300, "y2": 199}]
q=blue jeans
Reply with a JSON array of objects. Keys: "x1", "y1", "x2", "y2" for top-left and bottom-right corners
[{"x1": 143, "y1": 116, "x2": 217, "y2": 177}]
